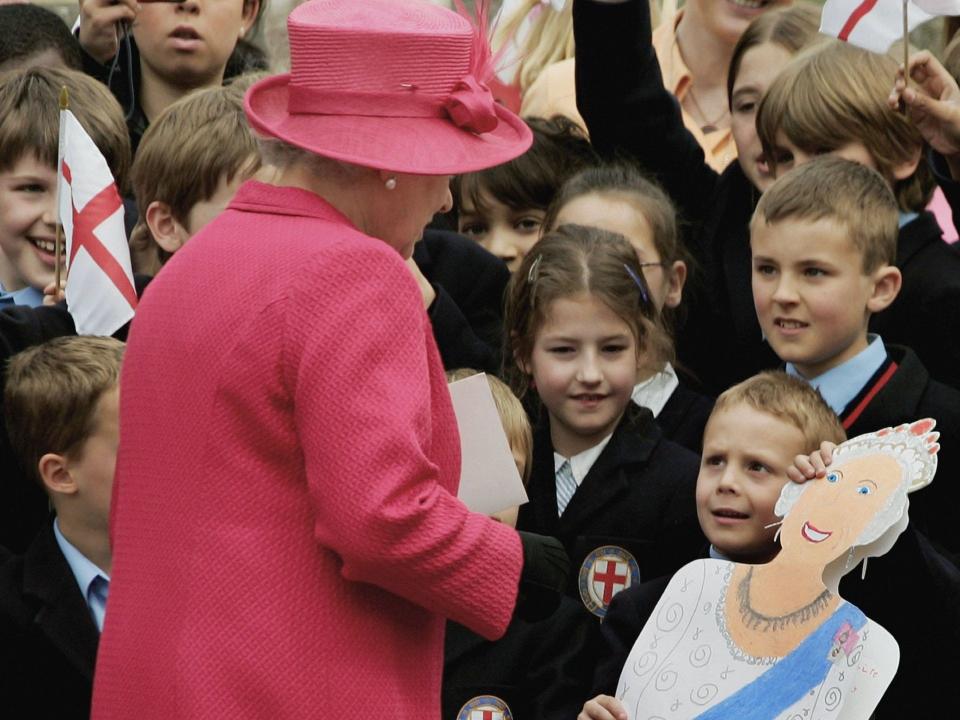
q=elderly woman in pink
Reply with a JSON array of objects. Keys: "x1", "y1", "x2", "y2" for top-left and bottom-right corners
[{"x1": 91, "y1": 2, "x2": 561, "y2": 718}]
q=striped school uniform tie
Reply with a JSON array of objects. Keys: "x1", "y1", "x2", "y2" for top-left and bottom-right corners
[{"x1": 556, "y1": 460, "x2": 577, "y2": 516}]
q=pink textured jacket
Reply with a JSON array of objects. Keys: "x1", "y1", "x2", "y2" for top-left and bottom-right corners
[{"x1": 91, "y1": 181, "x2": 523, "y2": 719}]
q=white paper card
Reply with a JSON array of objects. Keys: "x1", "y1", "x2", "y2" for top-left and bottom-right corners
[{"x1": 448, "y1": 373, "x2": 529, "y2": 515}]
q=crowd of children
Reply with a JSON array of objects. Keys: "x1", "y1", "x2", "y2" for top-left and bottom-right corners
[{"x1": 1, "y1": 0, "x2": 960, "y2": 718}]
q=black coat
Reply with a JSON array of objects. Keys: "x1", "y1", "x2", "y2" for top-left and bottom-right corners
[
  {"x1": 442, "y1": 598, "x2": 597, "y2": 720},
  {"x1": 841, "y1": 344, "x2": 960, "y2": 562},
  {"x1": 415, "y1": 229, "x2": 509, "y2": 375},
  {"x1": 651, "y1": 380, "x2": 714, "y2": 454},
  {"x1": 516, "y1": 404, "x2": 704, "y2": 617},
  {"x1": 592, "y1": 528, "x2": 960, "y2": 719},
  {"x1": 0, "y1": 523, "x2": 99, "y2": 719}
]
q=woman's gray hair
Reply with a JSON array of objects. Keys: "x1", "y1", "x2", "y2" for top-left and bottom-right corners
[{"x1": 256, "y1": 137, "x2": 367, "y2": 181}]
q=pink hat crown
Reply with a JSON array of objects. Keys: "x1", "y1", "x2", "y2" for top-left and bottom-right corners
[{"x1": 285, "y1": 0, "x2": 498, "y2": 134}]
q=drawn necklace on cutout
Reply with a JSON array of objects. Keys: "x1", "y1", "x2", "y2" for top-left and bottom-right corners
[{"x1": 737, "y1": 567, "x2": 833, "y2": 632}]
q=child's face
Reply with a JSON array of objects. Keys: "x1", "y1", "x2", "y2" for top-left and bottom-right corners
[
  {"x1": 457, "y1": 189, "x2": 544, "y2": 272},
  {"x1": 553, "y1": 192, "x2": 685, "y2": 311},
  {"x1": 751, "y1": 217, "x2": 891, "y2": 378},
  {"x1": 696, "y1": 402, "x2": 808, "y2": 563},
  {"x1": 64, "y1": 386, "x2": 120, "y2": 532},
  {"x1": 731, "y1": 41, "x2": 795, "y2": 192},
  {"x1": 525, "y1": 293, "x2": 640, "y2": 458},
  {"x1": 0, "y1": 154, "x2": 58, "y2": 292},
  {"x1": 133, "y1": 0, "x2": 258, "y2": 89},
  {"x1": 769, "y1": 136, "x2": 879, "y2": 179}
]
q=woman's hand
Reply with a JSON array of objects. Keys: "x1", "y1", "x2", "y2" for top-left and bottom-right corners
[
  {"x1": 787, "y1": 441, "x2": 837, "y2": 484},
  {"x1": 78, "y1": 0, "x2": 140, "y2": 64},
  {"x1": 889, "y1": 51, "x2": 960, "y2": 177},
  {"x1": 578, "y1": 694, "x2": 628, "y2": 720}
]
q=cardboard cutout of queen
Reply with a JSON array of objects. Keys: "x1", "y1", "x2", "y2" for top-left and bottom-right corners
[{"x1": 617, "y1": 420, "x2": 941, "y2": 719}]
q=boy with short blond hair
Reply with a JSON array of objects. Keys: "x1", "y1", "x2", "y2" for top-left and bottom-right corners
[
  {"x1": 750, "y1": 156, "x2": 960, "y2": 560},
  {"x1": 583, "y1": 371, "x2": 846, "y2": 719},
  {"x1": 757, "y1": 40, "x2": 960, "y2": 390},
  {"x1": 128, "y1": 78, "x2": 261, "y2": 274},
  {"x1": 0, "y1": 66, "x2": 131, "y2": 307},
  {"x1": 1, "y1": 336, "x2": 124, "y2": 718}
]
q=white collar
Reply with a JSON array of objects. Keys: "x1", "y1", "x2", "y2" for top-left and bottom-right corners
[
  {"x1": 554, "y1": 433, "x2": 614, "y2": 487},
  {"x1": 632, "y1": 362, "x2": 680, "y2": 417}
]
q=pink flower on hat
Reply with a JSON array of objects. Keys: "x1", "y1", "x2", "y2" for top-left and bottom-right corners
[{"x1": 444, "y1": 76, "x2": 499, "y2": 134}]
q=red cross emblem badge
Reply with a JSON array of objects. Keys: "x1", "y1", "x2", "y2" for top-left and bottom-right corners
[
  {"x1": 457, "y1": 695, "x2": 513, "y2": 720},
  {"x1": 578, "y1": 545, "x2": 641, "y2": 617}
]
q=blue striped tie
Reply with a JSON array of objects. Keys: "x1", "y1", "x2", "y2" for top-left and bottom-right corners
[{"x1": 556, "y1": 460, "x2": 577, "y2": 516}]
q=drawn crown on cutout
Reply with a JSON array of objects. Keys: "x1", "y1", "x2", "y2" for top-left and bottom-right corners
[{"x1": 833, "y1": 418, "x2": 940, "y2": 494}]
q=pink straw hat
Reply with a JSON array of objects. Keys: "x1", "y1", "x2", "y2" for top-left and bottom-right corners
[{"x1": 245, "y1": 0, "x2": 533, "y2": 175}]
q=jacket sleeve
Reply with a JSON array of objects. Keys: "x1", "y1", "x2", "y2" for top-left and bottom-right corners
[
  {"x1": 573, "y1": 0, "x2": 720, "y2": 227},
  {"x1": 285, "y1": 242, "x2": 523, "y2": 640}
]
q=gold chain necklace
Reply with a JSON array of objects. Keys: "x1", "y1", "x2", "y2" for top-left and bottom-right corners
[
  {"x1": 685, "y1": 84, "x2": 730, "y2": 134},
  {"x1": 737, "y1": 567, "x2": 834, "y2": 632}
]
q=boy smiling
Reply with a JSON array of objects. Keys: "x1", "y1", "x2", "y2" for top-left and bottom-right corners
[{"x1": 750, "y1": 156, "x2": 960, "y2": 561}]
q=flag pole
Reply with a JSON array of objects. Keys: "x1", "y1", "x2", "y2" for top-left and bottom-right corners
[{"x1": 55, "y1": 86, "x2": 68, "y2": 296}]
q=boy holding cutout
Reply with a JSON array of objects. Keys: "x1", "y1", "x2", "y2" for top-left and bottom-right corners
[
  {"x1": 0, "y1": 336, "x2": 123, "y2": 718},
  {"x1": 750, "y1": 157, "x2": 960, "y2": 562}
]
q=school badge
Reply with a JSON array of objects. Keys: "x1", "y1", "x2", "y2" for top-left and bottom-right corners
[
  {"x1": 456, "y1": 695, "x2": 513, "y2": 720},
  {"x1": 578, "y1": 545, "x2": 640, "y2": 617}
]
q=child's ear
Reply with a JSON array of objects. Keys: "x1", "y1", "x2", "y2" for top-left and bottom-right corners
[
  {"x1": 890, "y1": 145, "x2": 923, "y2": 181},
  {"x1": 38, "y1": 453, "x2": 79, "y2": 498},
  {"x1": 663, "y1": 260, "x2": 687, "y2": 309},
  {"x1": 867, "y1": 265, "x2": 903, "y2": 313},
  {"x1": 145, "y1": 201, "x2": 190, "y2": 256},
  {"x1": 240, "y1": 0, "x2": 260, "y2": 38}
]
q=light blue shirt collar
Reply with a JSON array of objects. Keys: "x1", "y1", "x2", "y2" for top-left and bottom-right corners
[
  {"x1": 899, "y1": 211, "x2": 918, "y2": 228},
  {"x1": 53, "y1": 519, "x2": 110, "y2": 631},
  {"x1": 0, "y1": 282, "x2": 44, "y2": 307},
  {"x1": 786, "y1": 334, "x2": 887, "y2": 416},
  {"x1": 708, "y1": 545, "x2": 730, "y2": 561}
]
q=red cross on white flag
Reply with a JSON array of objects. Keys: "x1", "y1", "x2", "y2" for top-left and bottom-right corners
[
  {"x1": 821, "y1": 1, "x2": 960, "y2": 54},
  {"x1": 57, "y1": 107, "x2": 137, "y2": 336}
]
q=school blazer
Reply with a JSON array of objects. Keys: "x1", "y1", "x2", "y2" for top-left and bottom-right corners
[
  {"x1": 653, "y1": 380, "x2": 714, "y2": 454},
  {"x1": 0, "y1": 522, "x2": 99, "y2": 719},
  {"x1": 442, "y1": 597, "x2": 597, "y2": 720},
  {"x1": 841, "y1": 344, "x2": 960, "y2": 562},
  {"x1": 517, "y1": 405, "x2": 704, "y2": 603}
]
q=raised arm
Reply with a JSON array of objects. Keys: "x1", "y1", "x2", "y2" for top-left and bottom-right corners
[{"x1": 573, "y1": 0, "x2": 720, "y2": 225}]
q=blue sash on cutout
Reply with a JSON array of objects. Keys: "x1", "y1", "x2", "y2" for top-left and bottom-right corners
[{"x1": 694, "y1": 604, "x2": 868, "y2": 720}]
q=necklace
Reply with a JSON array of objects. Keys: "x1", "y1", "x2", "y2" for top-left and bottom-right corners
[
  {"x1": 737, "y1": 567, "x2": 833, "y2": 633},
  {"x1": 685, "y1": 85, "x2": 729, "y2": 134}
]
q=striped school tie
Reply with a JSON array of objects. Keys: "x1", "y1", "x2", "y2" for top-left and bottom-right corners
[{"x1": 556, "y1": 460, "x2": 577, "y2": 516}]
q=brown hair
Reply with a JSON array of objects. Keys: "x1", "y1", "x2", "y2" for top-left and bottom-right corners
[
  {"x1": 712, "y1": 371, "x2": 846, "y2": 451},
  {"x1": 726, "y1": 2, "x2": 823, "y2": 105},
  {"x1": 446, "y1": 368, "x2": 533, "y2": 485},
  {"x1": 0, "y1": 66, "x2": 131, "y2": 192},
  {"x1": 129, "y1": 76, "x2": 262, "y2": 273},
  {"x1": 751, "y1": 156, "x2": 899, "y2": 273},
  {"x1": 5, "y1": 336, "x2": 124, "y2": 486},
  {"x1": 756, "y1": 40, "x2": 934, "y2": 213},
  {"x1": 452, "y1": 115, "x2": 596, "y2": 217},
  {"x1": 503, "y1": 224, "x2": 672, "y2": 401}
]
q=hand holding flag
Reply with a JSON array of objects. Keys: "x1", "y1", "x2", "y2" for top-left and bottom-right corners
[{"x1": 57, "y1": 100, "x2": 137, "y2": 336}]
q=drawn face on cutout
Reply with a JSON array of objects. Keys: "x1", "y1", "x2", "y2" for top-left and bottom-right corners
[{"x1": 780, "y1": 454, "x2": 902, "y2": 563}]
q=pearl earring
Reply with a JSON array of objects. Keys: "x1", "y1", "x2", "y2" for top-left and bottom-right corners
[{"x1": 385, "y1": 177, "x2": 398, "y2": 190}]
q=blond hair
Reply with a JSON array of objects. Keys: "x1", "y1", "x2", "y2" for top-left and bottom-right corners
[
  {"x1": 503, "y1": 224, "x2": 673, "y2": 402},
  {"x1": 5, "y1": 336, "x2": 124, "y2": 486},
  {"x1": 446, "y1": 368, "x2": 533, "y2": 484},
  {"x1": 751, "y1": 156, "x2": 899, "y2": 273},
  {"x1": 0, "y1": 66, "x2": 130, "y2": 192},
  {"x1": 756, "y1": 40, "x2": 934, "y2": 213},
  {"x1": 712, "y1": 371, "x2": 846, "y2": 452},
  {"x1": 492, "y1": 0, "x2": 575, "y2": 95},
  {"x1": 129, "y1": 76, "x2": 262, "y2": 274}
]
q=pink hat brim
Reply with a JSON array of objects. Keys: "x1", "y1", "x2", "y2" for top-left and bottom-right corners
[{"x1": 245, "y1": 74, "x2": 534, "y2": 175}]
